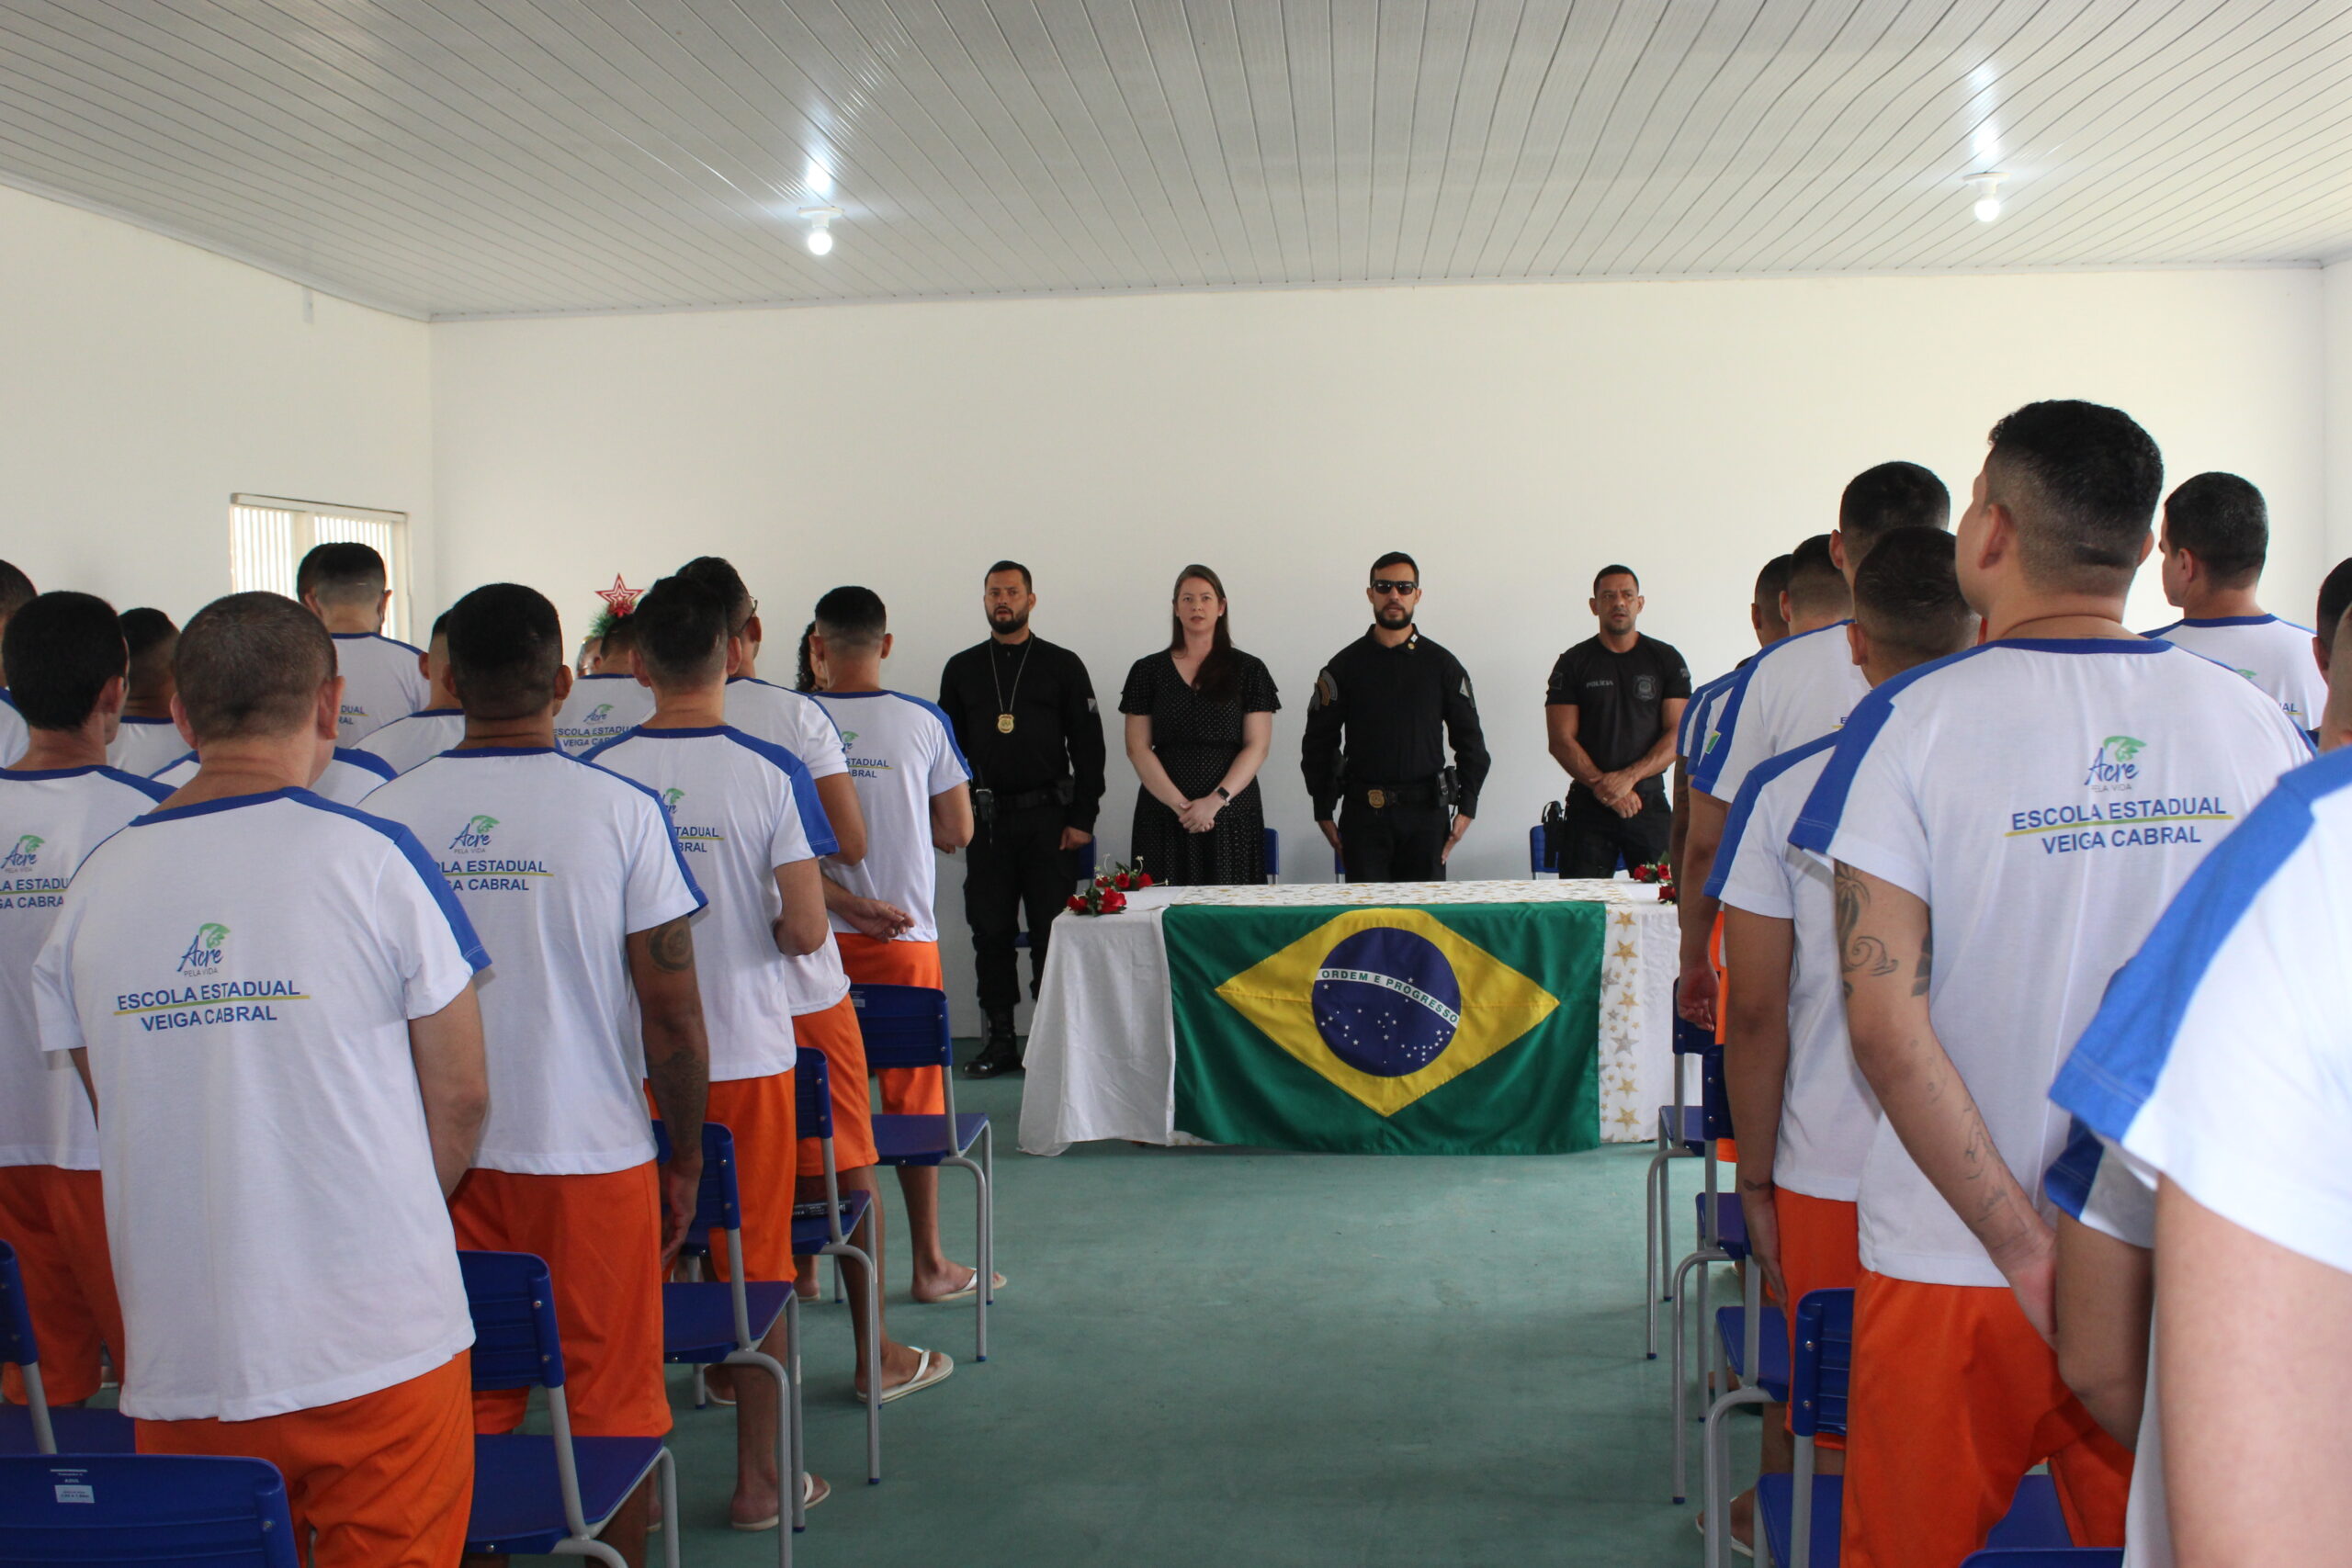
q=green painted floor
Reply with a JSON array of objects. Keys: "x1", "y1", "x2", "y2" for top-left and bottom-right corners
[{"x1": 639, "y1": 1060, "x2": 1756, "y2": 1567}]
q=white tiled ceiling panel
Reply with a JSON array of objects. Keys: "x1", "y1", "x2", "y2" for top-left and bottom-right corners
[{"x1": 3, "y1": 1, "x2": 2348, "y2": 319}]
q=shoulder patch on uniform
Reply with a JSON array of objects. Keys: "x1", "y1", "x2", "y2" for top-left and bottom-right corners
[
  {"x1": 1313, "y1": 670, "x2": 1339, "y2": 708},
  {"x1": 1459, "y1": 673, "x2": 1474, "y2": 700}
]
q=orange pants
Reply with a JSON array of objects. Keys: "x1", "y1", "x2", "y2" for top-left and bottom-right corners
[
  {"x1": 138, "y1": 1352, "x2": 473, "y2": 1568},
  {"x1": 1840, "y1": 1269, "x2": 2131, "y2": 1568},
  {"x1": 794, "y1": 995, "x2": 878, "y2": 1176},
  {"x1": 835, "y1": 933, "x2": 948, "y2": 1114},
  {"x1": 449, "y1": 1164, "x2": 667, "y2": 1437},
  {"x1": 703, "y1": 1071, "x2": 798, "y2": 1284},
  {"x1": 0, "y1": 1164, "x2": 122, "y2": 1404},
  {"x1": 1772, "y1": 1190, "x2": 1860, "y2": 1449}
]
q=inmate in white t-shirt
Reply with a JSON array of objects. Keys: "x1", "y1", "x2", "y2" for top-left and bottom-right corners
[
  {"x1": 726, "y1": 677, "x2": 851, "y2": 780},
  {"x1": 554, "y1": 674, "x2": 655, "y2": 758},
  {"x1": 587, "y1": 725, "x2": 842, "y2": 1078},
  {"x1": 363, "y1": 708, "x2": 466, "y2": 775},
  {"x1": 106, "y1": 716, "x2": 186, "y2": 779},
  {"x1": 1708, "y1": 733, "x2": 1877, "y2": 1201},
  {"x1": 1679, "y1": 671, "x2": 1739, "y2": 761},
  {"x1": 330, "y1": 632, "x2": 429, "y2": 745},
  {"x1": 367, "y1": 748, "x2": 704, "y2": 1174},
  {"x1": 153, "y1": 747, "x2": 394, "y2": 807},
  {"x1": 2144, "y1": 614, "x2": 2328, "y2": 733},
  {"x1": 0, "y1": 765, "x2": 172, "y2": 1170},
  {"x1": 1792, "y1": 637, "x2": 2310, "y2": 1287},
  {"x1": 1694, "y1": 624, "x2": 1867, "y2": 803},
  {"x1": 0, "y1": 694, "x2": 27, "y2": 767},
  {"x1": 33, "y1": 788, "x2": 486, "y2": 1421},
  {"x1": 811, "y1": 690, "x2": 970, "y2": 942},
  {"x1": 2043, "y1": 1122, "x2": 2168, "y2": 1568}
]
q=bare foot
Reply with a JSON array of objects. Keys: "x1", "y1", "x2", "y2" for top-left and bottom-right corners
[{"x1": 793, "y1": 1255, "x2": 821, "y2": 1302}]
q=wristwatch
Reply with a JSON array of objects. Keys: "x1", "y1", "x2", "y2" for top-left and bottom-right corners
[{"x1": 1214, "y1": 786, "x2": 1231, "y2": 801}]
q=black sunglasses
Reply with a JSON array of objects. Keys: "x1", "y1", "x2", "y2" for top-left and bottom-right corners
[{"x1": 1370, "y1": 580, "x2": 1419, "y2": 594}]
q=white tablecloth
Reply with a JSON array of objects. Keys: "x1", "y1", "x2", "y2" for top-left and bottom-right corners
[{"x1": 1017, "y1": 879, "x2": 1681, "y2": 1156}]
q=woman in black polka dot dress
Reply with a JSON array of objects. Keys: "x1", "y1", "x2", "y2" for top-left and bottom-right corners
[{"x1": 1120, "y1": 566, "x2": 1281, "y2": 886}]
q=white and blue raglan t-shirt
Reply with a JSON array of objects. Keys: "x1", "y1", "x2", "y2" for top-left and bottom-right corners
[
  {"x1": 2042, "y1": 1119, "x2": 2170, "y2": 1567},
  {"x1": 554, "y1": 673, "x2": 655, "y2": 758},
  {"x1": 362, "y1": 708, "x2": 467, "y2": 775},
  {"x1": 106, "y1": 716, "x2": 186, "y2": 778},
  {"x1": 0, "y1": 764, "x2": 172, "y2": 1172},
  {"x1": 1707, "y1": 733, "x2": 1878, "y2": 1201},
  {"x1": 152, "y1": 746, "x2": 394, "y2": 807},
  {"x1": 587, "y1": 725, "x2": 843, "y2": 1077},
  {"x1": 726, "y1": 677, "x2": 853, "y2": 783},
  {"x1": 1692, "y1": 623, "x2": 1867, "y2": 804},
  {"x1": 1679, "y1": 671, "x2": 1737, "y2": 761},
  {"x1": 2145, "y1": 613, "x2": 2328, "y2": 734},
  {"x1": 31, "y1": 788, "x2": 486, "y2": 1421},
  {"x1": 1792, "y1": 637, "x2": 2311, "y2": 1286},
  {"x1": 330, "y1": 631, "x2": 430, "y2": 745},
  {"x1": 812, "y1": 690, "x2": 971, "y2": 942},
  {"x1": 366, "y1": 747, "x2": 705, "y2": 1175},
  {"x1": 0, "y1": 692, "x2": 26, "y2": 768}
]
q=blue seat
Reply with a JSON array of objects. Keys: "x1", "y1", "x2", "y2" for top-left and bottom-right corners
[
  {"x1": 1751, "y1": 1290, "x2": 2078, "y2": 1568},
  {"x1": 458, "y1": 1250, "x2": 676, "y2": 1568},
  {"x1": 0, "y1": 1239, "x2": 132, "y2": 1457},
  {"x1": 854, "y1": 983, "x2": 995, "y2": 1363},
  {"x1": 0, "y1": 1453, "x2": 297, "y2": 1565},
  {"x1": 1715, "y1": 1304, "x2": 1789, "y2": 1401},
  {"x1": 787, "y1": 1046, "x2": 883, "y2": 1484},
  {"x1": 652, "y1": 1119, "x2": 805, "y2": 1553}
]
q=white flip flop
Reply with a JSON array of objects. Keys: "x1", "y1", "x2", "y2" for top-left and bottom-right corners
[
  {"x1": 731, "y1": 1472, "x2": 831, "y2": 1532},
  {"x1": 856, "y1": 1347, "x2": 955, "y2": 1405},
  {"x1": 916, "y1": 1269, "x2": 1005, "y2": 1304}
]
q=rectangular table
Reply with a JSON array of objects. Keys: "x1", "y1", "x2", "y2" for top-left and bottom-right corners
[{"x1": 1017, "y1": 879, "x2": 1681, "y2": 1156}]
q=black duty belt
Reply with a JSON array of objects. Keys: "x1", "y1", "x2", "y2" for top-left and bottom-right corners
[
  {"x1": 998, "y1": 783, "x2": 1069, "y2": 812},
  {"x1": 1346, "y1": 778, "x2": 1442, "y2": 810}
]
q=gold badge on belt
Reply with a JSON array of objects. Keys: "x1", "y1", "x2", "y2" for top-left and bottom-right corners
[{"x1": 1366, "y1": 788, "x2": 1386, "y2": 808}]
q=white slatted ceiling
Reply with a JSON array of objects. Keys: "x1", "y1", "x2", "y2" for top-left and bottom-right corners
[{"x1": 0, "y1": 0, "x2": 2348, "y2": 321}]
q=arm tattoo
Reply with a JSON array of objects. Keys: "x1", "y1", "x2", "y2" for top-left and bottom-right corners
[
  {"x1": 648, "y1": 917, "x2": 695, "y2": 974},
  {"x1": 1913, "y1": 925, "x2": 1934, "y2": 998},
  {"x1": 1833, "y1": 863, "x2": 1899, "y2": 994}
]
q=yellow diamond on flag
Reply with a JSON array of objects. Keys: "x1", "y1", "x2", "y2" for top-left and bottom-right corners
[{"x1": 1214, "y1": 908, "x2": 1559, "y2": 1117}]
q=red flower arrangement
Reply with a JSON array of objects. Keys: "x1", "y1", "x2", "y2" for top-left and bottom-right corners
[
  {"x1": 1066, "y1": 859, "x2": 1154, "y2": 916},
  {"x1": 1629, "y1": 860, "x2": 1678, "y2": 903}
]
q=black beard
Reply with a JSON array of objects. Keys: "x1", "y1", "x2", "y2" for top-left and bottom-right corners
[
  {"x1": 989, "y1": 608, "x2": 1030, "y2": 636},
  {"x1": 1374, "y1": 605, "x2": 1414, "y2": 630}
]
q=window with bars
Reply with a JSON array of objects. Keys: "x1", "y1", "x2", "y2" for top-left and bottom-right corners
[{"x1": 229, "y1": 495, "x2": 414, "y2": 643}]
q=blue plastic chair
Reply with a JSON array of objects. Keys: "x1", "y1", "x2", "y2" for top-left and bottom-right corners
[
  {"x1": 1263, "y1": 827, "x2": 1280, "y2": 884},
  {"x1": 0, "y1": 1453, "x2": 297, "y2": 1565},
  {"x1": 854, "y1": 984, "x2": 994, "y2": 1362},
  {"x1": 1529, "y1": 822, "x2": 1557, "y2": 877},
  {"x1": 458, "y1": 1250, "x2": 678, "y2": 1568},
  {"x1": 652, "y1": 1120, "x2": 805, "y2": 1554},
  {"x1": 788, "y1": 1047, "x2": 883, "y2": 1484},
  {"x1": 1645, "y1": 1003, "x2": 1719, "y2": 1363},
  {"x1": 0, "y1": 1241, "x2": 132, "y2": 1457},
  {"x1": 1754, "y1": 1290, "x2": 2077, "y2": 1568},
  {"x1": 1701, "y1": 1274, "x2": 1790, "y2": 1567}
]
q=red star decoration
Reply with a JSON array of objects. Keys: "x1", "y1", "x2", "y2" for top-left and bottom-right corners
[{"x1": 594, "y1": 575, "x2": 642, "y2": 616}]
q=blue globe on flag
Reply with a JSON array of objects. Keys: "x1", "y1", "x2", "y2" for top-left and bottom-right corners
[{"x1": 1311, "y1": 926, "x2": 1463, "y2": 1077}]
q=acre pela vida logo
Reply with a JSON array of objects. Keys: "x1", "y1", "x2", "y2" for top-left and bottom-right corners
[
  {"x1": 177, "y1": 922, "x2": 230, "y2": 976},
  {"x1": 2, "y1": 833, "x2": 41, "y2": 871},
  {"x1": 2084, "y1": 735, "x2": 2146, "y2": 792},
  {"x1": 449, "y1": 814, "x2": 499, "y2": 851}
]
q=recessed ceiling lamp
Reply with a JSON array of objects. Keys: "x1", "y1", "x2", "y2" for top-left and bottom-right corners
[
  {"x1": 1964, "y1": 171, "x2": 2006, "y2": 222},
  {"x1": 799, "y1": 205, "x2": 842, "y2": 255}
]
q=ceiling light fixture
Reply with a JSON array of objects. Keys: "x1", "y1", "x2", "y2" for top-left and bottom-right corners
[
  {"x1": 799, "y1": 205, "x2": 841, "y2": 255},
  {"x1": 1964, "y1": 171, "x2": 2006, "y2": 223}
]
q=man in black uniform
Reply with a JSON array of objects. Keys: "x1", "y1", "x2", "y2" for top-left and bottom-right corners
[
  {"x1": 1302, "y1": 551, "x2": 1490, "y2": 882},
  {"x1": 938, "y1": 560, "x2": 1106, "y2": 1077},
  {"x1": 1544, "y1": 565, "x2": 1692, "y2": 877}
]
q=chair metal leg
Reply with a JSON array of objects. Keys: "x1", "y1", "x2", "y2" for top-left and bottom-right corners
[
  {"x1": 787, "y1": 1295, "x2": 807, "y2": 1533},
  {"x1": 555, "y1": 1536, "x2": 628, "y2": 1567},
  {"x1": 1645, "y1": 1147, "x2": 1667, "y2": 1358},
  {"x1": 1702, "y1": 1381, "x2": 1771, "y2": 1568},
  {"x1": 727, "y1": 1348, "x2": 794, "y2": 1562},
  {"x1": 1790, "y1": 1433, "x2": 1817, "y2": 1568},
  {"x1": 829, "y1": 1239, "x2": 883, "y2": 1483},
  {"x1": 1668, "y1": 1243, "x2": 1728, "y2": 1504},
  {"x1": 656, "y1": 1449, "x2": 684, "y2": 1568},
  {"x1": 18, "y1": 1361, "x2": 55, "y2": 1455},
  {"x1": 946, "y1": 1149, "x2": 990, "y2": 1362}
]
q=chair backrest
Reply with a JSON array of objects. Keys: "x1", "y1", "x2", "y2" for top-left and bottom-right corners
[
  {"x1": 458, "y1": 1250, "x2": 566, "y2": 1393},
  {"x1": 1263, "y1": 827, "x2": 1280, "y2": 882},
  {"x1": 850, "y1": 985, "x2": 954, "y2": 1073},
  {"x1": 0, "y1": 1241, "x2": 36, "y2": 1371},
  {"x1": 0, "y1": 1454, "x2": 299, "y2": 1567},
  {"x1": 1957, "y1": 1554, "x2": 2123, "y2": 1567},
  {"x1": 651, "y1": 1119, "x2": 742, "y2": 1236},
  {"x1": 1788, "y1": 1288, "x2": 1855, "y2": 1440},
  {"x1": 794, "y1": 1045, "x2": 834, "y2": 1142},
  {"x1": 1699, "y1": 1042, "x2": 1733, "y2": 1141},
  {"x1": 1529, "y1": 823, "x2": 1555, "y2": 875},
  {"x1": 1671, "y1": 1003, "x2": 1713, "y2": 1057}
]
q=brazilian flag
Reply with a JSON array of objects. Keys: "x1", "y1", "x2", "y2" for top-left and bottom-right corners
[{"x1": 1167, "y1": 902, "x2": 1602, "y2": 1155}]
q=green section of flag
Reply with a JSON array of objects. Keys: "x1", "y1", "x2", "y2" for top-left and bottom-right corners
[{"x1": 1167, "y1": 901, "x2": 1602, "y2": 1156}]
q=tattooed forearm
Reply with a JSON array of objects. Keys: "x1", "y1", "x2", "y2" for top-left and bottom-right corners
[{"x1": 648, "y1": 916, "x2": 695, "y2": 974}]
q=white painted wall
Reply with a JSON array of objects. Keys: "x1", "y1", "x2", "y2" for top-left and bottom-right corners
[
  {"x1": 433, "y1": 270, "x2": 2324, "y2": 1026},
  {"x1": 0, "y1": 183, "x2": 433, "y2": 626},
  {"x1": 2326, "y1": 259, "x2": 2352, "y2": 570}
]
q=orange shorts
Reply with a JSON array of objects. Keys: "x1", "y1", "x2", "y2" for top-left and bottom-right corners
[
  {"x1": 835, "y1": 933, "x2": 948, "y2": 1115},
  {"x1": 1771, "y1": 1190, "x2": 1860, "y2": 1448},
  {"x1": 794, "y1": 995, "x2": 877, "y2": 1176},
  {"x1": 449, "y1": 1164, "x2": 667, "y2": 1438},
  {"x1": 138, "y1": 1351, "x2": 473, "y2": 1568},
  {"x1": 0, "y1": 1163, "x2": 123, "y2": 1404},
  {"x1": 1840, "y1": 1269, "x2": 2131, "y2": 1568},
  {"x1": 703, "y1": 1070, "x2": 798, "y2": 1284}
]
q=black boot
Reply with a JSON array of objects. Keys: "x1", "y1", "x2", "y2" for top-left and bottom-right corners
[{"x1": 965, "y1": 1008, "x2": 1023, "y2": 1078}]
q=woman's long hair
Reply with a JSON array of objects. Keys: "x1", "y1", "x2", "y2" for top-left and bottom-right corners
[
  {"x1": 795, "y1": 620, "x2": 821, "y2": 693},
  {"x1": 1167, "y1": 564, "x2": 1238, "y2": 701}
]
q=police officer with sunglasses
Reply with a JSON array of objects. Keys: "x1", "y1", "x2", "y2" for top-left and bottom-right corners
[{"x1": 1301, "y1": 551, "x2": 1491, "y2": 882}]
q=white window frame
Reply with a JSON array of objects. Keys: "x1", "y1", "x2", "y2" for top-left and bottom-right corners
[{"x1": 229, "y1": 495, "x2": 415, "y2": 644}]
